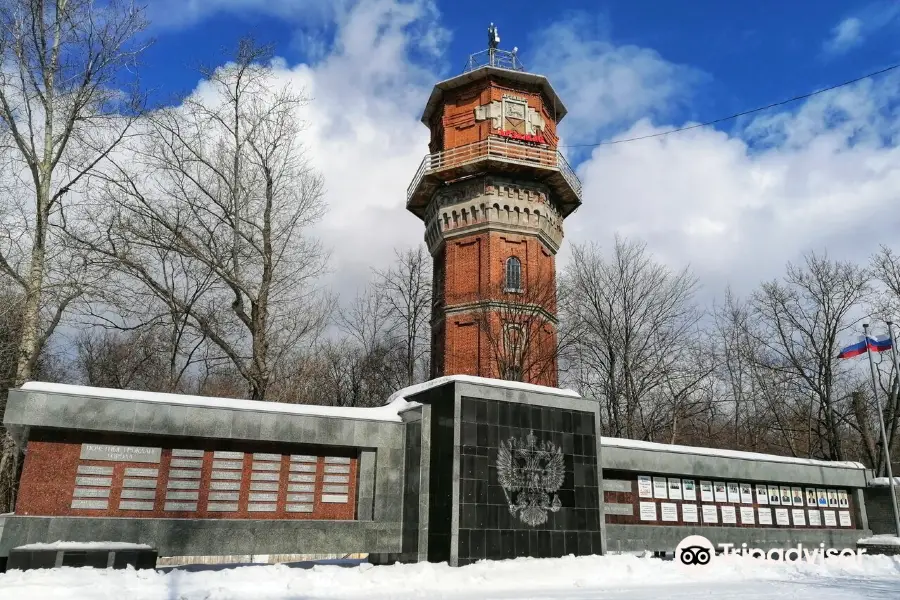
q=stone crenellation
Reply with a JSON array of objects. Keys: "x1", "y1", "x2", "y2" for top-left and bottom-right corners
[{"x1": 424, "y1": 178, "x2": 564, "y2": 253}]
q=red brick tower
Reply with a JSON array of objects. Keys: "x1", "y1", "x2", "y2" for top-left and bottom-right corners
[{"x1": 407, "y1": 27, "x2": 582, "y2": 387}]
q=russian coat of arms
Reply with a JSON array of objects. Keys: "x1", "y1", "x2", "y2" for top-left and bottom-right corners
[{"x1": 496, "y1": 430, "x2": 565, "y2": 526}]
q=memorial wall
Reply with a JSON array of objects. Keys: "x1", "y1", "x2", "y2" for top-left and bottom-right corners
[
  {"x1": 371, "y1": 380, "x2": 606, "y2": 567},
  {"x1": 0, "y1": 377, "x2": 879, "y2": 565},
  {"x1": 1, "y1": 382, "x2": 406, "y2": 560}
]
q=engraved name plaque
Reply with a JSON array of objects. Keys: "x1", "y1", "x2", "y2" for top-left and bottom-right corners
[{"x1": 80, "y1": 444, "x2": 161, "y2": 463}]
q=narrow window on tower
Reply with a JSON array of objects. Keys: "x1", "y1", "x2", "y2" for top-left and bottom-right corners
[{"x1": 505, "y1": 256, "x2": 522, "y2": 292}]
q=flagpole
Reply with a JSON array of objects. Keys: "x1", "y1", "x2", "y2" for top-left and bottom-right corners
[
  {"x1": 883, "y1": 322, "x2": 900, "y2": 536},
  {"x1": 864, "y1": 322, "x2": 900, "y2": 537}
]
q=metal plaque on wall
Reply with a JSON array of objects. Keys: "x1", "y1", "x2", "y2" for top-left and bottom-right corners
[{"x1": 80, "y1": 444, "x2": 162, "y2": 463}]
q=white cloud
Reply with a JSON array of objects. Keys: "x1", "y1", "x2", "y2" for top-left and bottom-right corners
[
  {"x1": 823, "y1": 3, "x2": 900, "y2": 56},
  {"x1": 147, "y1": 0, "x2": 338, "y2": 32},
  {"x1": 825, "y1": 17, "x2": 864, "y2": 54},
  {"x1": 237, "y1": 0, "x2": 447, "y2": 296},
  {"x1": 529, "y1": 15, "x2": 700, "y2": 146},
  {"x1": 566, "y1": 73, "x2": 900, "y2": 301}
]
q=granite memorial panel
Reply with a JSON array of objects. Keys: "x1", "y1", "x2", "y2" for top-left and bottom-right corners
[{"x1": 456, "y1": 397, "x2": 602, "y2": 566}]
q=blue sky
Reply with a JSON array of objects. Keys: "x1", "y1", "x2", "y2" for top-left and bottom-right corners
[
  {"x1": 141, "y1": 0, "x2": 900, "y2": 132},
  {"x1": 128, "y1": 0, "x2": 900, "y2": 305}
]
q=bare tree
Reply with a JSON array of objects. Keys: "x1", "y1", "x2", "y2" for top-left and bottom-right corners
[
  {"x1": 337, "y1": 290, "x2": 393, "y2": 358},
  {"x1": 0, "y1": 283, "x2": 68, "y2": 508},
  {"x1": 713, "y1": 288, "x2": 822, "y2": 457},
  {"x1": 0, "y1": 288, "x2": 21, "y2": 390},
  {"x1": 336, "y1": 288, "x2": 408, "y2": 399},
  {"x1": 74, "y1": 328, "x2": 171, "y2": 391},
  {"x1": 562, "y1": 236, "x2": 708, "y2": 440},
  {"x1": 80, "y1": 247, "x2": 217, "y2": 393},
  {"x1": 69, "y1": 39, "x2": 330, "y2": 400},
  {"x1": 273, "y1": 338, "x2": 401, "y2": 409},
  {"x1": 713, "y1": 288, "x2": 754, "y2": 448},
  {"x1": 372, "y1": 246, "x2": 431, "y2": 387},
  {"x1": 0, "y1": 0, "x2": 148, "y2": 513},
  {"x1": 0, "y1": 0, "x2": 148, "y2": 384},
  {"x1": 867, "y1": 245, "x2": 900, "y2": 472},
  {"x1": 472, "y1": 260, "x2": 563, "y2": 386},
  {"x1": 742, "y1": 252, "x2": 870, "y2": 461}
]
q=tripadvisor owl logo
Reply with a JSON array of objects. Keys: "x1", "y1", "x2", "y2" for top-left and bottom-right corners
[{"x1": 675, "y1": 535, "x2": 714, "y2": 566}]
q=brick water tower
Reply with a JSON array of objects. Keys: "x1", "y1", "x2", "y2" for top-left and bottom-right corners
[{"x1": 407, "y1": 25, "x2": 582, "y2": 387}]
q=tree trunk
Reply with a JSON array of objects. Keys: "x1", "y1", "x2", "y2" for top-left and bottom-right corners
[{"x1": 14, "y1": 227, "x2": 47, "y2": 386}]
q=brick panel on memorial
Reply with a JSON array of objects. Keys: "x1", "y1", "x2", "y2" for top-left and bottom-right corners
[{"x1": 15, "y1": 433, "x2": 359, "y2": 522}]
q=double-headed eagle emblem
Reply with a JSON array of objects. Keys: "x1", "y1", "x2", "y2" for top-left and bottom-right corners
[{"x1": 496, "y1": 430, "x2": 565, "y2": 526}]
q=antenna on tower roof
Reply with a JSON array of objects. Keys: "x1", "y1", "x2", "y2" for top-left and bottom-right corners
[{"x1": 465, "y1": 23, "x2": 523, "y2": 73}]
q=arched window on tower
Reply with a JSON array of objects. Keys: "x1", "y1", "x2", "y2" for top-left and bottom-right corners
[{"x1": 505, "y1": 257, "x2": 522, "y2": 292}]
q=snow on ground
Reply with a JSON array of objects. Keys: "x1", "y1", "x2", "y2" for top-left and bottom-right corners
[{"x1": 2, "y1": 553, "x2": 900, "y2": 600}]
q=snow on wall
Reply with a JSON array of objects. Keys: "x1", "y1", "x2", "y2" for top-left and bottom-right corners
[
  {"x1": 385, "y1": 373, "x2": 580, "y2": 405},
  {"x1": 14, "y1": 541, "x2": 153, "y2": 550},
  {"x1": 857, "y1": 535, "x2": 900, "y2": 546},
  {"x1": 20, "y1": 381, "x2": 411, "y2": 423},
  {"x1": 601, "y1": 436, "x2": 867, "y2": 470},
  {"x1": 870, "y1": 477, "x2": 900, "y2": 487},
  {"x1": 20, "y1": 375, "x2": 579, "y2": 424},
  {"x1": 19, "y1": 380, "x2": 865, "y2": 471}
]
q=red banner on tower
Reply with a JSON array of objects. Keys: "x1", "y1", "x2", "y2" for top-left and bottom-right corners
[{"x1": 495, "y1": 129, "x2": 547, "y2": 145}]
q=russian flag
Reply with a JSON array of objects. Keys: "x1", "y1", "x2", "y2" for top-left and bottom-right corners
[
  {"x1": 838, "y1": 335, "x2": 893, "y2": 359},
  {"x1": 838, "y1": 337, "x2": 868, "y2": 359},
  {"x1": 869, "y1": 334, "x2": 893, "y2": 353}
]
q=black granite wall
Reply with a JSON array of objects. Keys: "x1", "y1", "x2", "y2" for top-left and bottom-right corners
[
  {"x1": 401, "y1": 419, "x2": 422, "y2": 559},
  {"x1": 427, "y1": 391, "x2": 455, "y2": 563},
  {"x1": 456, "y1": 396, "x2": 602, "y2": 566},
  {"x1": 864, "y1": 487, "x2": 900, "y2": 534}
]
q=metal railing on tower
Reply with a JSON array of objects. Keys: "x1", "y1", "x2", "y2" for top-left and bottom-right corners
[
  {"x1": 464, "y1": 48, "x2": 525, "y2": 73},
  {"x1": 464, "y1": 23, "x2": 525, "y2": 73},
  {"x1": 406, "y1": 138, "x2": 582, "y2": 204}
]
